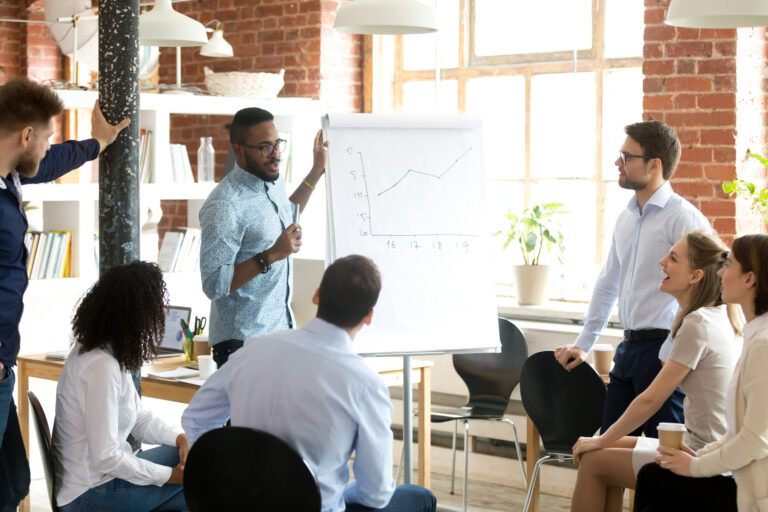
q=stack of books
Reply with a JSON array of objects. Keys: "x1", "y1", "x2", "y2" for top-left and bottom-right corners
[
  {"x1": 24, "y1": 231, "x2": 72, "y2": 279},
  {"x1": 157, "y1": 227, "x2": 201, "y2": 273}
]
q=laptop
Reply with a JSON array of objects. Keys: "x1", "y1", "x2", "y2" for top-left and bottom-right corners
[{"x1": 156, "y1": 305, "x2": 192, "y2": 357}]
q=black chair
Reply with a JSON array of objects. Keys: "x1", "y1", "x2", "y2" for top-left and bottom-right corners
[
  {"x1": 27, "y1": 391, "x2": 60, "y2": 512},
  {"x1": 399, "y1": 318, "x2": 528, "y2": 511},
  {"x1": 520, "y1": 350, "x2": 606, "y2": 512},
  {"x1": 183, "y1": 427, "x2": 321, "y2": 512}
]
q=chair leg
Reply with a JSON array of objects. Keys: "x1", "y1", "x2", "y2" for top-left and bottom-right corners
[
  {"x1": 395, "y1": 438, "x2": 404, "y2": 485},
  {"x1": 462, "y1": 419, "x2": 469, "y2": 512},
  {"x1": 500, "y1": 418, "x2": 527, "y2": 489},
  {"x1": 522, "y1": 455, "x2": 555, "y2": 512},
  {"x1": 450, "y1": 420, "x2": 457, "y2": 495}
]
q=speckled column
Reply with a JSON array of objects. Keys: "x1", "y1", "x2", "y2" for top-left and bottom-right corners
[{"x1": 98, "y1": 0, "x2": 142, "y2": 415}]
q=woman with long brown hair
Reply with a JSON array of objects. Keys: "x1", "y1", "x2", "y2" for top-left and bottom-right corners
[{"x1": 569, "y1": 230, "x2": 742, "y2": 512}]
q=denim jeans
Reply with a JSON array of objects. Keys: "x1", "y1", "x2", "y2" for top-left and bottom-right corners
[
  {"x1": 59, "y1": 445, "x2": 187, "y2": 512},
  {"x1": 0, "y1": 367, "x2": 31, "y2": 512},
  {"x1": 211, "y1": 339, "x2": 243, "y2": 368},
  {"x1": 345, "y1": 485, "x2": 436, "y2": 512}
]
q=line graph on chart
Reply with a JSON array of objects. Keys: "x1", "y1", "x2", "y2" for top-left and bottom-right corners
[{"x1": 344, "y1": 143, "x2": 485, "y2": 238}]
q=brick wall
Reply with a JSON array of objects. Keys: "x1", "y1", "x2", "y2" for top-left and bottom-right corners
[
  {"x1": 643, "y1": 0, "x2": 768, "y2": 242},
  {"x1": 0, "y1": 1, "x2": 23, "y2": 84}
]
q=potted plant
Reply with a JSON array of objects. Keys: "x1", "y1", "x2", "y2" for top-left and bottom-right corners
[
  {"x1": 496, "y1": 202, "x2": 567, "y2": 305},
  {"x1": 722, "y1": 151, "x2": 768, "y2": 224}
]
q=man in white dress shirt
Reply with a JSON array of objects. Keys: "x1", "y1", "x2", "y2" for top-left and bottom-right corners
[
  {"x1": 182, "y1": 255, "x2": 436, "y2": 512},
  {"x1": 555, "y1": 120, "x2": 709, "y2": 437}
]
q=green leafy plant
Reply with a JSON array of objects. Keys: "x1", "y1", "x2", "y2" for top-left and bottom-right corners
[
  {"x1": 495, "y1": 202, "x2": 567, "y2": 266},
  {"x1": 722, "y1": 151, "x2": 768, "y2": 224}
]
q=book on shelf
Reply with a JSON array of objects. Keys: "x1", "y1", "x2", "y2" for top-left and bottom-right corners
[
  {"x1": 157, "y1": 227, "x2": 201, "y2": 273},
  {"x1": 26, "y1": 230, "x2": 72, "y2": 279},
  {"x1": 139, "y1": 129, "x2": 154, "y2": 184}
]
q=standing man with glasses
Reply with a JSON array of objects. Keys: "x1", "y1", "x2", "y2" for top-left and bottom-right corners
[
  {"x1": 554, "y1": 120, "x2": 709, "y2": 437},
  {"x1": 199, "y1": 107, "x2": 328, "y2": 366}
]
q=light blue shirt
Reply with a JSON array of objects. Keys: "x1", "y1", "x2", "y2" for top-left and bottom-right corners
[
  {"x1": 199, "y1": 165, "x2": 295, "y2": 345},
  {"x1": 181, "y1": 318, "x2": 396, "y2": 512},
  {"x1": 574, "y1": 181, "x2": 709, "y2": 353}
]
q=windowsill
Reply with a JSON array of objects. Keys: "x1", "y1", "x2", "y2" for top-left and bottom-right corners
[{"x1": 495, "y1": 293, "x2": 621, "y2": 328}]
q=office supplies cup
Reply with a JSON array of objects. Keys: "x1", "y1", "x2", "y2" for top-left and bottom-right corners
[
  {"x1": 658, "y1": 422, "x2": 686, "y2": 449},
  {"x1": 183, "y1": 335, "x2": 195, "y2": 362},
  {"x1": 592, "y1": 344, "x2": 614, "y2": 376}
]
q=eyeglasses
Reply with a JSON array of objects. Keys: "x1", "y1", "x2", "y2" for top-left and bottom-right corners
[
  {"x1": 240, "y1": 139, "x2": 287, "y2": 158},
  {"x1": 618, "y1": 150, "x2": 652, "y2": 166}
]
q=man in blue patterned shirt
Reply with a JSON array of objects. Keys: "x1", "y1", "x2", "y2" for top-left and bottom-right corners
[{"x1": 200, "y1": 107, "x2": 327, "y2": 366}]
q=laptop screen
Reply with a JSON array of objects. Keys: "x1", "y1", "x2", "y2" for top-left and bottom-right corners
[{"x1": 160, "y1": 306, "x2": 192, "y2": 352}]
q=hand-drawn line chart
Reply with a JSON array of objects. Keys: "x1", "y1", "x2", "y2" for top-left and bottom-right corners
[{"x1": 344, "y1": 144, "x2": 485, "y2": 239}]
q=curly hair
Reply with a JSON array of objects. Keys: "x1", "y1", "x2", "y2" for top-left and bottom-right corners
[{"x1": 73, "y1": 261, "x2": 168, "y2": 372}]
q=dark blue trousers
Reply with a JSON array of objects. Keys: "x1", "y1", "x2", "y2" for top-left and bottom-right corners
[
  {"x1": 0, "y1": 367, "x2": 30, "y2": 512},
  {"x1": 600, "y1": 335, "x2": 685, "y2": 438}
]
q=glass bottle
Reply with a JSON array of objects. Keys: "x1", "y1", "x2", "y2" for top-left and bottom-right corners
[{"x1": 197, "y1": 136, "x2": 215, "y2": 182}]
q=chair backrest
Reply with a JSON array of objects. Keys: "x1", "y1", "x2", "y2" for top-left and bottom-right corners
[
  {"x1": 27, "y1": 391, "x2": 59, "y2": 512},
  {"x1": 184, "y1": 427, "x2": 321, "y2": 512},
  {"x1": 452, "y1": 318, "x2": 528, "y2": 414},
  {"x1": 520, "y1": 351, "x2": 606, "y2": 454}
]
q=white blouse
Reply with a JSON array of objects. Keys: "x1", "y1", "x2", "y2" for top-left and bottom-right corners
[{"x1": 52, "y1": 346, "x2": 182, "y2": 507}]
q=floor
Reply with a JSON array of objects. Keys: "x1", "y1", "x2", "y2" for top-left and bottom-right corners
[{"x1": 27, "y1": 471, "x2": 573, "y2": 512}]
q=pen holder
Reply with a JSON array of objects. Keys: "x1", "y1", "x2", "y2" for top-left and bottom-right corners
[{"x1": 183, "y1": 335, "x2": 195, "y2": 362}]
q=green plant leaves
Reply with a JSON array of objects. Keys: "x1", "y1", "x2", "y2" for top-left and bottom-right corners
[{"x1": 496, "y1": 201, "x2": 567, "y2": 265}]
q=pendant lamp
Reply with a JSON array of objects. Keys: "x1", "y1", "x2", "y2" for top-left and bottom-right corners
[
  {"x1": 200, "y1": 21, "x2": 234, "y2": 58},
  {"x1": 139, "y1": 0, "x2": 207, "y2": 47},
  {"x1": 334, "y1": 0, "x2": 437, "y2": 35},
  {"x1": 666, "y1": 0, "x2": 768, "y2": 28}
]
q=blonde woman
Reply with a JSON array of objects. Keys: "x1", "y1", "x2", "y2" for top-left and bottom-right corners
[
  {"x1": 636, "y1": 233, "x2": 768, "y2": 511},
  {"x1": 570, "y1": 231, "x2": 742, "y2": 512}
]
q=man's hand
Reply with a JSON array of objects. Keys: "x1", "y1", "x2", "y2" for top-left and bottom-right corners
[
  {"x1": 167, "y1": 463, "x2": 184, "y2": 485},
  {"x1": 267, "y1": 223, "x2": 302, "y2": 262},
  {"x1": 572, "y1": 435, "x2": 605, "y2": 463},
  {"x1": 311, "y1": 129, "x2": 328, "y2": 175},
  {"x1": 554, "y1": 344, "x2": 587, "y2": 371},
  {"x1": 91, "y1": 100, "x2": 131, "y2": 153},
  {"x1": 176, "y1": 433, "x2": 190, "y2": 468},
  {"x1": 655, "y1": 445, "x2": 694, "y2": 476}
]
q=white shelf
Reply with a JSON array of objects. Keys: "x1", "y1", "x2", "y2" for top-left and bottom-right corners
[{"x1": 22, "y1": 183, "x2": 218, "y2": 202}]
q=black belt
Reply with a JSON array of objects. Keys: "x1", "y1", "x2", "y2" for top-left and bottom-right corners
[{"x1": 623, "y1": 329, "x2": 669, "y2": 342}]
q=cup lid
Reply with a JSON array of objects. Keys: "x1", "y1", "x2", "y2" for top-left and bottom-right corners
[
  {"x1": 592, "y1": 344, "x2": 613, "y2": 351},
  {"x1": 657, "y1": 422, "x2": 686, "y2": 431}
]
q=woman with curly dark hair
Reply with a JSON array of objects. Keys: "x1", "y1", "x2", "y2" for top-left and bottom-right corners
[{"x1": 52, "y1": 261, "x2": 189, "y2": 511}]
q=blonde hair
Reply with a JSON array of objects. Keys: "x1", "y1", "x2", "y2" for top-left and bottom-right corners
[{"x1": 671, "y1": 230, "x2": 742, "y2": 338}]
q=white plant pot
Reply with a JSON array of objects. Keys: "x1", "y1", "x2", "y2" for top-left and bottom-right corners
[{"x1": 512, "y1": 265, "x2": 553, "y2": 306}]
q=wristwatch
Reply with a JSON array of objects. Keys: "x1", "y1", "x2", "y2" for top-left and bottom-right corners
[{"x1": 254, "y1": 251, "x2": 271, "y2": 274}]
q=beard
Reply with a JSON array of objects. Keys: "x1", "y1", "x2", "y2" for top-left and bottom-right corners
[
  {"x1": 15, "y1": 152, "x2": 41, "y2": 179},
  {"x1": 618, "y1": 174, "x2": 648, "y2": 191},
  {"x1": 243, "y1": 151, "x2": 279, "y2": 183}
]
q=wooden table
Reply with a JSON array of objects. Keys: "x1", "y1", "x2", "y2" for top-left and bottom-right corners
[{"x1": 16, "y1": 353, "x2": 433, "y2": 512}]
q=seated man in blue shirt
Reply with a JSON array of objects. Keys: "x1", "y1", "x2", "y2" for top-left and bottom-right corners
[
  {"x1": 182, "y1": 255, "x2": 436, "y2": 512},
  {"x1": 0, "y1": 76, "x2": 129, "y2": 511}
]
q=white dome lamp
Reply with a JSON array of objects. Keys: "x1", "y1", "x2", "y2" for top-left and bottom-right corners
[
  {"x1": 333, "y1": 0, "x2": 437, "y2": 35},
  {"x1": 200, "y1": 21, "x2": 234, "y2": 58},
  {"x1": 665, "y1": 0, "x2": 768, "y2": 28},
  {"x1": 139, "y1": 0, "x2": 207, "y2": 47}
]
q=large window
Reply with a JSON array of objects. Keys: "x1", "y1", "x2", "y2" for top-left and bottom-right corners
[{"x1": 369, "y1": 0, "x2": 644, "y2": 300}]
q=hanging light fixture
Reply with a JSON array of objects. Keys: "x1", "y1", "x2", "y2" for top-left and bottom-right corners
[
  {"x1": 333, "y1": 0, "x2": 437, "y2": 35},
  {"x1": 200, "y1": 21, "x2": 234, "y2": 57},
  {"x1": 139, "y1": 0, "x2": 207, "y2": 47},
  {"x1": 665, "y1": 0, "x2": 768, "y2": 28}
]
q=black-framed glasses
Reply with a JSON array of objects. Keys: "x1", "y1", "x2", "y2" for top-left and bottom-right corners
[
  {"x1": 240, "y1": 138, "x2": 287, "y2": 158},
  {"x1": 618, "y1": 150, "x2": 652, "y2": 166}
]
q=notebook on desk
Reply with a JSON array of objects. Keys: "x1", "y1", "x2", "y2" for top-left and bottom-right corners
[{"x1": 156, "y1": 305, "x2": 192, "y2": 357}]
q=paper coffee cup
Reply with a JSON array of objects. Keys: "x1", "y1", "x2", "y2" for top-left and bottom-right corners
[
  {"x1": 592, "y1": 344, "x2": 614, "y2": 375},
  {"x1": 194, "y1": 336, "x2": 211, "y2": 361},
  {"x1": 657, "y1": 422, "x2": 686, "y2": 449},
  {"x1": 198, "y1": 354, "x2": 217, "y2": 380}
]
